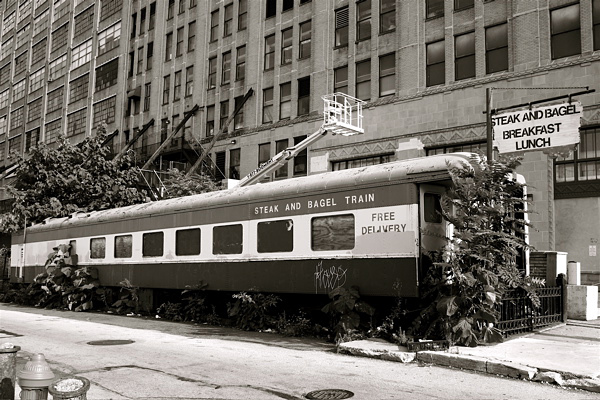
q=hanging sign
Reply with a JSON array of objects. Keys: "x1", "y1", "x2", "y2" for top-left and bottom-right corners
[{"x1": 492, "y1": 102, "x2": 582, "y2": 154}]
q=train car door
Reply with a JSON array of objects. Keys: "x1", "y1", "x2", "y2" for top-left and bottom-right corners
[{"x1": 419, "y1": 184, "x2": 452, "y2": 275}]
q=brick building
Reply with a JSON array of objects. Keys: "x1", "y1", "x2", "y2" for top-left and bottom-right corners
[{"x1": 0, "y1": 0, "x2": 598, "y2": 282}]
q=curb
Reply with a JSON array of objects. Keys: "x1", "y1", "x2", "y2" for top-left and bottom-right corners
[{"x1": 337, "y1": 339, "x2": 600, "y2": 394}]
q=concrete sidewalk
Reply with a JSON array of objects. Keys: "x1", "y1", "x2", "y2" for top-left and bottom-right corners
[{"x1": 338, "y1": 319, "x2": 600, "y2": 394}]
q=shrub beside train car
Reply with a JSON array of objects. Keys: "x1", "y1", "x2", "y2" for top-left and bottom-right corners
[{"x1": 10, "y1": 153, "x2": 478, "y2": 297}]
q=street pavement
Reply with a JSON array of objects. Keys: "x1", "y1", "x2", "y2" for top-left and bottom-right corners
[
  {"x1": 2, "y1": 304, "x2": 599, "y2": 398},
  {"x1": 339, "y1": 318, "x2": 600, "y2": 394}
]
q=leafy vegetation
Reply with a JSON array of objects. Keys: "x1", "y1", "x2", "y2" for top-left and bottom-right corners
[
  {"x1": 321, "y1": 286, "x2": 375, "y2": 343},
  {"x1": 412, "y1": 156, "x2": 544, "y2": 346},
  {"x1": 1, "y1": 125, "x2": 148, "y2": 233},
  {"x1": 226, "y1": 289, "x2": 281, "y2": 331},
  {"x1": 160, "y1": 168, "x2": 221, "y2": 199}
]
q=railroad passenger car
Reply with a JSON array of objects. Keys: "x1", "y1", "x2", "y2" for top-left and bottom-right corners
[{"x1": 11, "y1": 153, "x2": 480, "y2": 297}]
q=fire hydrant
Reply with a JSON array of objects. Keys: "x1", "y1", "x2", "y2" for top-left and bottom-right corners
[{"x1": 17, "y1": 354, "x2": 55, "y2": 400}]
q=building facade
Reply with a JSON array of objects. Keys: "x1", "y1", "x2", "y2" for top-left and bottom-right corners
[{"x1": 0, "y1": 0, "x2": 598, "y2": 282}]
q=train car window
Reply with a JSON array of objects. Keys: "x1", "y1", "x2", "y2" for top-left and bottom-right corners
[
  {"x1": 213, "y1": 224, "x2": 243, "y2": 254},
  {"x1": 115, "y1": 235, "x2": 133, "y2": 258},
  {"x1": 257, "y1": 219, "x2": 293, "y2": 253},
  {"x1": 424, "y1": 193, "x2": 443, "y2": 223},
  {"x1": 90, "y1": 237, "x2": 106, "y2": 259},
  {"x1": 311, "y1": 214, "x2": 355, "y2": 251},
  {"x1": 143, "y1": 232, "x2": 164, "y2": 257},
  {"x1": 176, "y1": 228, "x2": 201, "y2": 255}
]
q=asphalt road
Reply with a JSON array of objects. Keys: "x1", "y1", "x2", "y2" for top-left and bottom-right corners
[{"x1": 1, "y1": 303, "x2": 596, "y2": 400}]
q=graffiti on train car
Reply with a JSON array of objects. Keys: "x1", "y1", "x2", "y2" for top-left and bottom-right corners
[{"x1": 314, "y1": 260, "x2": 348, "y2": 292}]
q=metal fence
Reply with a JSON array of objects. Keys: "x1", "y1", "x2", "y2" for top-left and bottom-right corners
[{"x1": 497, "y1": 286, "x2": 564, "y2": 336}]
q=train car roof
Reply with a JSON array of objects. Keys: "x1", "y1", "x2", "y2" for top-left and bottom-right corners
[{"x1": 25, "y1": 152, "x2": 478, "y2": 233}]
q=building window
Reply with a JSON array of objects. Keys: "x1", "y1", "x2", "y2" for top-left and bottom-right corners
[
  {"x1": 263, "y1": 87, "x2": 274, "y2": 123},
  {"x1": 69, "y1": 74, "x2": 89, "y2": 103},
  {"x1": 214, "y1": 151, "x2": 226, "y2": 180},
  {"x1": 31, "y1": 39, "x2": 47, "y2": 66},
  {"x1": 455, "y1": 0, "x2": 474, "y2": 11},
  {"x1": 137, "y1": 46, "x2": 144, "y2": 74},
  {"x1": 173, "y1": 70, "x2": 182, "y2": 100},
  {"x1": 67, "y1": 108, "x2": 87, "y2": 138},
  {"x1": 140, "y1": 8, "x2": 146, "y2": 35},
  {"x1": 297, "y1": 77, "x2": 310, "y2": 116},
  {"x1": 98, "y1": 22, "x2": 121, "y2": 55},
  {"x1": 455, "y1": 31, "x2": 475, "y2": 81},
  {"x1": 130, "y1": 13, "x2": 137, "y2": 39},
  {"x1": 426, "y1": 0, "x2": 444, "y2": 19},
  {"x1": 264, "y1": 34, "x2": 275, "y2": 70},
  {"x1": 380, "y1": 0, "x2": 395, "y2": 33},
  {"x1": 224, "y1": 3, "x2": 233, "y2": 37},
  {"x1": 163, "y1": 74, "x2": 170, "y2": 104},
  {"x1": 356, "y1": 59, "x2": 371, "y2": 101},
  {"x1": 93, "y1": 96, "x2": 116, "y2": 125},
  {"x1": 10, "y1": 107, "x2": 24, "y2": 130},
  {"x1": 8, "y1": 135, "x2": 23, "y2": 156},
  {"x1": 144, "y1": 82, "x2": 151, "y2": 111},
  {"x1": 230, "y1": 148, "x2": 240, "y2": 179},
  {"x1": 332, "y1": 154, "x2": 392, "y2": 170},
  {"x1": 16, "y1": 25, "x2": 31, "y2": 49},
  {"x1": 0, "y1": 65, "x2": 9, "y2": 86},
  {"x1": 335, "y1": 7, "x2": 349, "y2": 47},
  {"x1": 222, "y1": 51, "x2": 231, "y2": 84},
  {"x1": 74, "y1": 6, "x2": 94, "y2": 39},
  {"x1": 149, "y1": 2, "x2": 156, "y2": 30},
  {"x1": 185, "y1": 66, "x2": 194, "y2": 97},
  {"x1": 190, "y1": 0, "x2": 197, "y2": 8},
  {"x1": 236, "y1": 45, "x2": 246, "y2": 81},
  {"x1": 555, "y1": 128, "x2": 600, "y2": 187},
  {"x1": 0, "y1": 90, "x2": 9, "y2": 109},
  {"x1": 167, "y1": 0, "x2": 175, "y2": 20},
  {"x1": 96, "y1": 59, "x2": 118, "y2": 91},
  {"x1": 29, "y1": 68, "x2": 45, "y2": 93},
  {"x1": 179, "y1": 0, "x2": 186, "y2": 14},
  {"x1": 165, "y1": 32, "x2": 173, "y2": 61},
  {"x1": 282, "y1": 0, "x2": 293, "y2": 12},
  {"x1": 357, "y1": 0, "x2": 371, "y2": 42},
  {"x1": 299, "y1": 20, "x2": 311, "y2": 59},
  {"x1": 2, "y1": 12, "x2": 16, "y2": 36},
  {"x1": 379, "y1": 53, "x2": 395, "y2": 97},
  {"x1": 100, "y1": 0, "x2": 122, "y2": 21},
  {"x1": 71, "y1": 40, "x2": 92, "y2": 69},
  {"x1": 47, "y1": 88, "x2": 64, "y2": 113},
  {"x1": 27, "y1": 98, "x2": 42, "y2": 122},
  {"x1": 551, "y1": 3, "x2": 581, "y2": 59},
  {"x1": 147, "y1": 42, "x2": 153, "y2": 70},
  {"x1": 32, "y1": 9, "x2": 49, "y2": 37},
  {"x1": 334, "y1": 66, "x2": 349, "y2": 95},
  {"x1": 426, "y1": 40, "x2": 445, "y2": 87},
  {"x1": 486, "y1": 23, "x2": 508, "y2": 74},
  {"x1": 280, "y1": 82, "x2": 291, "y2": 120},
  {"x1": 266, "y1": 0, "x2": 276, "y2": 18},
  {"x1": 238, "y1": 0, "x2": 247, "y2": 31},
  {"x1": 15, "y1": 52, "x2": 28, "y2": 76},
  {"x1": 13, "y1": 80, "x2": 26, "y2": 101},
  {"x1": 160, "y1": 118, "x2": 168, "y2": 142},
  {"x1": 176, "y1": 27, "x2": 184, "y2": 57},
  {"x1": 1, "y1": 37, "x2": 13, "y2": 62},
  {"x1": 220, "y1": 100, "x2": 229, "y2": 133},
  {"x1": 206, "y1": 105, "x2": 215, "y2": 137},
  {"x1": 594, "y1": 0, "x2": 600, "y2": 51},
  {"x1": 234, "y1": 96, "x2": 244, "y2": 130},
  {"x1": 208, "y1": 57, "x2": 217, "y2": 89},
  {"x1": 258, "y1": 142, "x2": 270, "y2": 170},
  {"x1": 188, "y1": 21, "x2": 196, "y2": 52},
  {"x1": 293, "y1": 135, "x2": 307, "y2": 176},
  {"x1": 275, "y1": 139, "x2": 288, "y2": 178},
  {"x1": 25, "y1": 128, "x2": 40, "y2": 153},
  {"x1": 210, "y1": 10, "x2": 219, "y2": 42},
  {"x1": 426, "y1": 141, "x2": 485, "y2": 155},
  {"x1": 281, "y1": 28, "x2": 293, "y2": 65},
  {"x1": 48, "y1": 54, "x2": 67, "y2": 80},
  {"x1": 51, "y1": 23, "x2": 69, "y2": 53}
]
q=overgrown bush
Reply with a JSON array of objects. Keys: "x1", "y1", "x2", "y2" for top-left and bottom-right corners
[
  {"x1": 276, "y1": 311, "x2": 315, "y2": 337},
  {"x1": 321, "y1": 286, "x2": 375, "y2": 343},
  {"x1": 227, "y1": 289, "x2": 281, "y2": 331},
  {"x1": 112, "y1": 278, "x2": 141, "y2": 315},
  {"x1": 412, "y1": 156, "x2": 544, "y2": 347}
]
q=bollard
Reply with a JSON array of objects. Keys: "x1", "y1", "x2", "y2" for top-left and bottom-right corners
[
  {"x1": 0, "y1": 343, "x2": 21, "y2": 400},
  {"x1": 17, "y1": 354, "x2": 55, "y2": 400}
]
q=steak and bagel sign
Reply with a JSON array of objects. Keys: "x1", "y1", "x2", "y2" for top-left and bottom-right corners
[{"x1": 492, "y1": 102, "x2": 582, "y2": 154}]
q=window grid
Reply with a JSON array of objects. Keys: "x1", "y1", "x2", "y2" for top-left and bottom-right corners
[
  {"x1": 206, "y1": 105, "x2": 214, "y2": 137},
  {"x1": 185, "y1": 65, "x2": 193, "y2": 97},
  {"x1": 550, "y1": 3, "x2": 581, "y2": 59},
  {"x1": 176, "y1": 27, "x2": 184, "y2": 57},
  {"x1": 45, "y1": 118, "x2": 62, "y2": 143},
  {"x1": 93, "y1": 96, "x2": 116, "y2": 125},
  {"x1": 13, "y1": 80, "x2": 26, "y2": 101},
  {"x1": 357, "y1": 0, "x2": 371, "y2": 42},
  {"x1": 222, "y1": 51, "x2": 231, "y2": 84},
  {"x1": 51, "y1": 24, "x2": 69, "y2": 53},
  {"x1": 29, "y1": 67, "x2": 45, "y2": 93},
  {"x1": 356, "y1": 59, "x2": 371, "y2": 101},
  {"x1": 69, "y1": 73, "x2": 90, "y2": 103},
  {"x1": 100, "y1": 0, "x2": 122, "y2": 21},
  {"x1": 144, "y1": 82, "x2": 151, "y2": 111},
  {"x1": 210, "y1": 10, "x2": 219, "y2": 42},
  {"x1": 137, "y1": 46, "x2": 144, "y2": 74},
  {"x1": 71, "y1": 40, "x2": 92, "y2": 69},
  {"x1": 299, "y1": 20, "x2": 311, "y2": 59},
  {"x1": 297, "y1": 77, "x2": 310, "y2": 116},
  {"x1": 281, "y1": 28, "x2": 293, "y2": 65},
  {"x1": 234, "y1": 95, "x2": 244, "y2": 130},
  {"x1": 0, "y1": 64, "x2": 10, "y2": 86},
  {"x1": 147, "y1": 42, "x2": 154, "y2": 70},
  {"x1": 74, "y1": 6, "x2": 94, "y2": 38},
  {"x1": 238, "y1": 0, "x2": 247, "y2": 31},
  {"x1": 8, "y1": 135, "x2": 22, "y2": 156},
  {"x1": 173, "y1": 70, "x2": 182, "y2": 101},
  {"x1": 31, "y1": 39, "x2": 47, "y2": 66},
  {"x1": 188, "y1": 21, "x2": 196, "y2": 52},
  {"x1": 98, "y1": 22, "x2": 121, "y2": 55},
  {"x1": 163, "y1": 74, "x2": 170, "y2": 104},
  {"x1": 25, "y1": 127, "x2": 40, "y2": 152},
  {"x1": 32, "y1": 8, "x2": 49, "y2": 37},
  {"x1": 426, "y1": 40, "x2": 445, "y2": 87},
  {"x1": 49, "y1": 54, "x2": 67, "y2": 80},
  {"x1": 47, "y1": 88, "x2": 64, "y2": 113},
  {"x1": 15, "y1": 52, "x2": 29, "y2": 76},
  {"x1": 165, "y1": 32, "x2": 173, "y2": 61},
  {"x1": 486, "y1": 23, "x2": 508, "y2": 74},
  {"x1": 10, "y1": 107, "x2": 24, "y2": 130},
  {"x1": 0, "y1": 37, "x2": 13, "y2": 61},
  {"x1": 0, "y1": 90, "x2": 8, "y2": 109},
  {"x1": 379, "y1": 53, "x2": 395, "y2": 97},
  {"x1": 280, "y1": 82, "x2": 291, "y2": 120},
  {"x1": 555, "y1": 128, "x2": 600, "y2": 183},
  {"x1": 335, "y1": 7, "x2": 349, "y2": 47},
  {"x1": 223, "y1": 3, "x2": 233, "y2": 37},
  {"x1": 380, "y1": 0, "x2": 395, "y2": 33},
  {"x1": 208, "y1": 57, "x2": 217, "y2": 89},
  {"x1": 95, "y1": 58, "x2": 119, "y2": 91},
  {"x1": 236, "y1": 45, "x2": 245, "y2": 81},
  {"x1": 27, "y1": 98, "x2": 42, "y2": 122},
  {"x1": 264, "y1": 34, "x2": 275, "y2": 70},
  {"x1": 16, "y1": 25, "x2": 31, "y2": 49},
  {"x1": 334, "y1": 66, "x2": 348, "y2": 95},
  {"x1": 263, "y1": 87, "x2": 273, "y2": 123},
  {"x1": 67, "y1": 107, "x2": 87, "y2": 137},
  {"x1": 220, "y1": 100, "x2": 229, "y2": 133}
]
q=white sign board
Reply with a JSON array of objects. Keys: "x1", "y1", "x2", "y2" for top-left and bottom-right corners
[{"x1": 492, "y1": 102, "x2": 582, "y2": 154}]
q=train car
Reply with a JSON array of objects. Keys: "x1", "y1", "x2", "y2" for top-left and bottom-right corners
[{"x1": 10, "y1": 153, "x2": 480, "y2": 297}]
